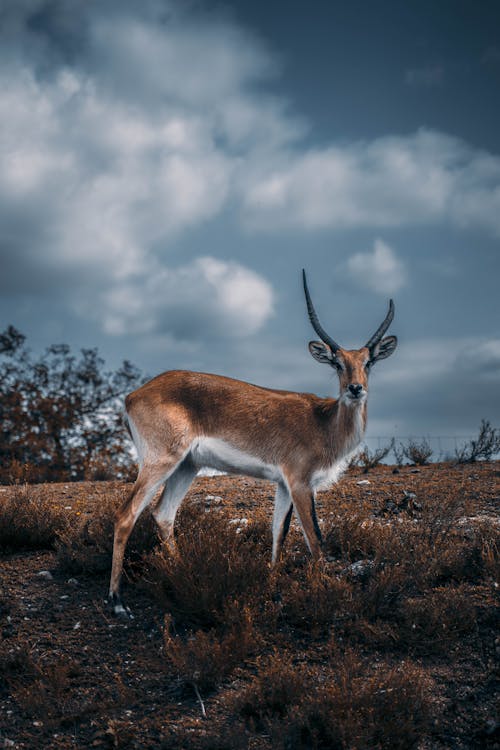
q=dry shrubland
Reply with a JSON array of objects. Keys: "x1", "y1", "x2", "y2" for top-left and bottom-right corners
[{"x1": 0, "y1": 464, "x2": 499, "y2": 749}]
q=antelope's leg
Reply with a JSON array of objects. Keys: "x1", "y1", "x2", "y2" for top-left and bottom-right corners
[
  {"x1": 271, "y1": 481, "x2": 293, "y2": 563},
  {"x1": 152, "y1": 453, "x2": 197, "y2": 553},
  {"x1": 288, "y1": 480, "x2": 323, "y2": 560},
  {"x1": 109, "y1": 459, "x2": 180, "y2": 614}
]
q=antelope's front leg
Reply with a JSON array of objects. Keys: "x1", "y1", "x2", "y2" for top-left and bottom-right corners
[
  {"x1": 287, "y1": 478, "x2": 323, "y2": 559},
  {"x1": 271, "y1": 481, "x2": 293, "y2": 563}
]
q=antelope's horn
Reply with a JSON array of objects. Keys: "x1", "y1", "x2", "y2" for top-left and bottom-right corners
[
  {"x1": 302, "y1": 270, "x2": 340, "y2": 352},
  {"x1": 365, "y1": 299, "x2": 395, "y2": 351}
]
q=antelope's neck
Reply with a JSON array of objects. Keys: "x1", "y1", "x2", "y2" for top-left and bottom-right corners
[{"x1": 332, "y1": 400, "x2": 367, "y2": 458}]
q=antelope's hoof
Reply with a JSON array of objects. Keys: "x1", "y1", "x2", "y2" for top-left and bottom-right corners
[{"x1": 108, "y1": 593, "x2": 134, "y2": 620}]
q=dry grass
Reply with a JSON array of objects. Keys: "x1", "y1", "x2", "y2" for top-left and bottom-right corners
[
  {"x1": 235, "y1": 647, "x2": 434, "y2": 750},
  {"x1": 163, "y1": 608, "x2": 257, "y2": 694},
  {"x1": 55, "y1": 486, "x2": 158, "y2": 574},
  {"x1": 0, "y1": 485, "x2": 68, "y2": 551},
  {"x1": 1, "y1": 465, "x2": 498, "y2": 748},
  {"x1": 146, "y1": 501, "x2": 273, "y2": 629}
]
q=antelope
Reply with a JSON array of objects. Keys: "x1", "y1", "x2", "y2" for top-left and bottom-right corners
[{"x1": 109, "y1": 270, "x2": 397, "y2": 615}]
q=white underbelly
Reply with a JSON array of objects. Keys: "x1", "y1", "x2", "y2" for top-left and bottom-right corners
[{"x1": 191, "y1": 437, "x2": 282, "y2": 482}]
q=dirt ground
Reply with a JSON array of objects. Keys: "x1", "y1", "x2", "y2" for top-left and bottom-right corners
[{"x1": 0, "y1": 462, "x2": 498, "y2": 749}]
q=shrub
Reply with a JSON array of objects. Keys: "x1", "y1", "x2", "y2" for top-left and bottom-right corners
[
  {"x1": 235, "y1": 648, "x2": 434, "y2": 750},
  {"x1": 56, "y1": 488, "x2": 158, "y2": 574},
  {"x1": 356, "y1": 440, "x2": 394, "y2": 472},
  {"x1": 0, "y1": 485, "x2": 68, "y2": 552},
  {"x1": 324, "y1": 509, "x2": 404, "y2": 563},
  {"x1": 163, "y1": 608, "x2": 257, "y2": 694},
  {"x1": 279, "y1": 561, "x2": 354, "y2": 635},
  {"x1": 395, "y1": 586, "x2": 477, "y2": 654},
  {"x1": 455, "y1": 419, "x2": 500, "y2": 463},
  {"x1": 399, "y1": 438, "x2": 434, "y2": 465},
  {"x1": 146, "y1": 502, "x2": 273, "y2": 629}
]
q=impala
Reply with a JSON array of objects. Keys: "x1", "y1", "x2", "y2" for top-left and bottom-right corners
[{"x1": 109, "y1": 270, "x2": 397, "y2": 615}]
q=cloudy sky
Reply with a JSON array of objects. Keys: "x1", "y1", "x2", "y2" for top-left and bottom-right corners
[{"x1": 1, "y1": 0, "x2": 499, "y2": 443}]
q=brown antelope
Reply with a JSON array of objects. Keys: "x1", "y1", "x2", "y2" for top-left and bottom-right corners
[{"x1": 109, "y1": 270, "x2": 397, "y2": 615}]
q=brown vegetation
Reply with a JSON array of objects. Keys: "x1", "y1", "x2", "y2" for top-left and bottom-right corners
[{"x1": 0, "y1": 462, "x2": 498, "y2": 748}]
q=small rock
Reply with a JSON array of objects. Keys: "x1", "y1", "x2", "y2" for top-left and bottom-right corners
[
  {"x1": 483, "y1": 718, "x2": 499, "y2": 737},
  {"x1": 3, "y1": 738, "x2": 15, "y2": 747},
  {"x1": 356, "y1": 480, "x2": 371, "y2": 485},
  {"x1": 205, "y1": 495, "x2": 222, "y2": 503},
  {"x1": 73, "y1": 621, "x2": 81, "y2": 630},
  {"x1": 403, "y1": 490, "x2": 417, "y2": 499},
  {"x1": 37, "y1": 570, "x2": 53, "y2": 580},
  {"x1": 344, "y1": 560, "x2": 375, "y2": 578},
  {"x1": 66, "y1": 578, "x2": 79, "y2": 586}
]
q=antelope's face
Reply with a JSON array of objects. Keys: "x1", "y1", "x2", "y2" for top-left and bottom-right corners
[
  {"x1": 333, "y1": 348, "x2": 370, "y2": 404},
  {"x1": 303, "y1": 270, "x2": 398, "y2": 405}
]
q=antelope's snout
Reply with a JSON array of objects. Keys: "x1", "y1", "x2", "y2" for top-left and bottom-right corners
[{"x1": 348, "y1": 383, "x2": 363, "y2": 399}]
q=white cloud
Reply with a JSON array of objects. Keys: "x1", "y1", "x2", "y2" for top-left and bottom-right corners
[
  {"x1": 244, "y1": 130, "x2": 500, "y2": 236},
  {"x1": 0, "y1": 5, "x2": 286, "y2": 337},
  {"x1": 84, "y1": 257, "x2": 274, "y2": 340},
  {"x1": 346, "y1": 239, "x2": 407, "y2": 295}
]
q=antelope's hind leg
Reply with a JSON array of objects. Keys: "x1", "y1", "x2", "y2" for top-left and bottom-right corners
[
  {"x1": 109, "y1": 457, "x2": 184, "y2": 617},
  {"x1": 152, "y1": 453, "x2": 197, "y2": 553}
]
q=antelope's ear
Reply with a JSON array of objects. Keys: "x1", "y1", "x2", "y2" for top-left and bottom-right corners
[
  {"x1": 308, "y1": 340, "x2": 336, "y2": 364},
  {"x1": 370, "y1": 335, "x2": 398, "y2": 363}
]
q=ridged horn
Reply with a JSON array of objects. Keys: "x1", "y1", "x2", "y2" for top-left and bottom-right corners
[
  {"x1": 302, "y1": 270, "x2": 340, "y2": 352},
  {"x1": 365, "y1": 299, "x2": 395, "y2": 351}
]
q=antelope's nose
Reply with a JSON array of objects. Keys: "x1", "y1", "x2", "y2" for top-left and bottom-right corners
[{"x1": 349, "y1": 383, "x2": 363, "y2": 397}]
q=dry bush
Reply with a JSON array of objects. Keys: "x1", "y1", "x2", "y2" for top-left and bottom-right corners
[
  {"x1": 399, "y1": 438, "x2": 434, "y2": 465},
  {"x1": 395, "y1": 586, "x2": 477, "y2": 654},
  {"x1": 279, "y1": 561, "x2": 354, "y2": 635},
  {"x1": 6, "y1": 648, "x2": 132, "y2": 728},
  {"x1": 325, "y1": 489, "x2": 481, "y2": 587},
  {"x1": 11, "y1": 659, "x2": 81, "y2": 721},
  {"x1": 56, "y1": 488, "x2": 158, "y2": 574},
  {"x1": 356, "y1": 440, "x2": 394, "y2": 472},
  {"x1": 324, "y1": 507, "x2": 406, "y2": 564},
  {"x1": 0, "y1": 641, "x2": 38, "y2": 688},
  {"x1": 236, "y1": 651, "x2": 307, "y2": 728},
  {"x1": 0, "y1": 485, "x2": 68, "y2": 552},
  {"x1": 1, "y1": 643, "x2": 94, "y2": 726},
  {"x1": 455, "y1": 419, "x2": 500, "y2": 463},
  {"x1": 2, "y1": 459, "x2": 41, "y2": 485},
  {"x1": 235, "y1": 648, "x2": 434, "y2": 750},
  {"x1": 481, "y1": 538, "x2": 500, "y2": 582},
  {"x1": 352, "y1": 562, "x2": 409, "y2": 621},
  {"x1": 146, "y1": 502, "x2": 272, "y2": 629},
  {"x1": 163, "y1": 608, "x2": 257, "y2": 694}
]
